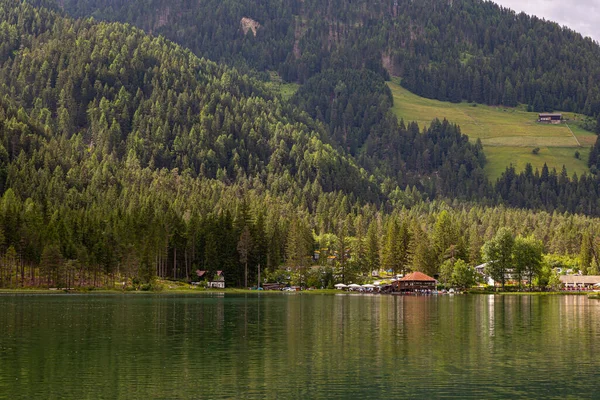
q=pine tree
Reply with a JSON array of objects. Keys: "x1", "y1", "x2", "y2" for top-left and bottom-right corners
[
  {"x1": 237, "y1": 226, "x2": 252, "y2": 288},
  {"x1": 286, "y1": 218, "x2": 312, "y2": 286},
  {"x1": 365, "y1": 220, "x2": 380, "y2": 276},
  {"x1": 580, "y1": 230, "x2": 593, "y2": 275},
  {"x1": 502, "y1": 78, "x2": 517, "y2": 107},
  {"x1": 533, "y1": 91, "x2": 545, "y2": 113}
]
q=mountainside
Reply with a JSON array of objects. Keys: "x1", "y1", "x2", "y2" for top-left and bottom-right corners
[
  {"x1": 53, "y1": 0, "x2": 600, "y2": 118},
  {"x1": 0, "y1": 0, "x2": 599, "y2": 291},
  {"x1": 0, "y1": 0, "x2": 381, "y2": 286},
  {"x1": 0, "y1": 0, "x2": 494, "y2": 287},
  {"x1": 1, "y1": 0, "x2": 497, "y2": 202},
  {"x1": 0, "y1": 0, "x2": 382, "y2": 199},
  {"x1": 387, "y1": 81, "x2": 596, "y2": 180}
]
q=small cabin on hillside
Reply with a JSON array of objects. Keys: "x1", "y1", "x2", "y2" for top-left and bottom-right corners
[{"x1": 538, "y1": 113, "x2": 562, "y2": 124}]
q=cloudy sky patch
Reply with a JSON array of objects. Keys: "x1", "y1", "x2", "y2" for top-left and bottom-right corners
[{"x1": 494, "y1": 0, "x2": 600, "y2": 41}]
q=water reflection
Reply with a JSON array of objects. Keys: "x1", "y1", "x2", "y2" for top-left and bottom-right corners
[{"x1": 1, "y1": 294, "x2": 599, "y2": 398}]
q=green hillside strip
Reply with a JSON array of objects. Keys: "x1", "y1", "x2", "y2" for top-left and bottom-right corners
[
  {"x1": 388, "y1": 81, "x2": 591, "y2": 180},
  {"x1": 484, "y1": 147, "x2": 589, "y2": 181}
]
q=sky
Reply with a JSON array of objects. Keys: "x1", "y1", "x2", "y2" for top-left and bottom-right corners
[{"x1": 493, "y1": 0, "x2": 600, "y2": 42}]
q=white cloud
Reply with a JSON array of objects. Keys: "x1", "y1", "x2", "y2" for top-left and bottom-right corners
[{"x1": 493, "y1": 0, "x2": 600, "y2": 41}]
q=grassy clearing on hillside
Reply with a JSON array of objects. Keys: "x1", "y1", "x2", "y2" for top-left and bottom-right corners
[
  {"x1": 484, "y1": 147, "x2": 589, "y2": 179},
  {"x1": 270, "y1": 76, "x2": 595, "y2": 180},
  {"x1": 267, "y1": 81, "x2": 299, "y2": 100},
  {"x1": 388, "y1": 81, "x2": 593, "y2": 180},
  {"x1": 267, "y1": 71, "x2": 300, "y2": 101}
]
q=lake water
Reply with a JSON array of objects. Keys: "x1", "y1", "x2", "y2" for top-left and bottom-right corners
[{"x1": 1, "y1": 293, "x2": 599, "y2": 399}]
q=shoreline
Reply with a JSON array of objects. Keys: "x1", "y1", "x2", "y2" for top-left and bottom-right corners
[
  {"x1": 0, "y1": 288, "x2": 593, "y2": 296},
  {"x1": 0, "y1": 288, "x2": 342, "y2": 295}
]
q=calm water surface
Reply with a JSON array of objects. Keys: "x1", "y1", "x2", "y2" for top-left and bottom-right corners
[{"x1": 1, "y1": 293, "x2": 599, "y2": 399}]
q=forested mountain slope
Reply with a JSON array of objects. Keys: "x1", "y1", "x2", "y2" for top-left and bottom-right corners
[
  {"x1": 53, "y1": 0, "x2": 600, "y2": 118},
  {"x1": 0, "y1": 0, "x2": 383, "y2": 200},
  {"x1": 0, "y1": 0, "x2": 495, "y2": 202},
  {"x1": 0, "y1": 0, "x2": 496, "y2": 287},
  {"x1": 0, "y1": 0, "x2": 378, "y2": 286},
  {"x1": 0, "y1": 0, "x2": 598, "y2": 290}
]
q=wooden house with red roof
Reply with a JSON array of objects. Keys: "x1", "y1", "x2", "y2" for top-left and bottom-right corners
[{"x1": 393, "y1": 272, "x2": 437, "y2": 293}]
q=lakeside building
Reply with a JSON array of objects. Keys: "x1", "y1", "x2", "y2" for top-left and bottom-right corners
[
  {"x1": 208, "y1": 271, "x2": 225, "y2": 289},
  {"x1": 475, "y1": 263, "x2": 538, "y2": 287},
  {"x1": 195, "y1": 270, "x2": 226, "y2": 288},
  {"x1": 560, "y1": 275, "x2": 600, "y2": 290},
  {"x1": 392, "y1": 271, "x2": 437, "y2": 293},
  {"x1": 475, "y1": 262, "x2": 518, "y2": 286}
]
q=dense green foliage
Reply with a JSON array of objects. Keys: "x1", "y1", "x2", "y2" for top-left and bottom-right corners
[
  {"x1": 291, "y1": 69, "x2": 393, "y2": 155},
  {"x1": 53, "y1": 0, "x2": 600, "y2": 119},
  {"x1": 589, "y1": 136, "x2": 600, "y2": 174},
  {"x1": 0, "y1": 1, "x2": 383, "y2": 199},
  {"x1": 495, "y1": 163, "x2": 600, "y2": 215},
  {"x1": 45, "y1": 0, "x2": 600, "y2": 215},
  {"x1": 291, "y1": 69, "x2": 490, "y2": 198}
]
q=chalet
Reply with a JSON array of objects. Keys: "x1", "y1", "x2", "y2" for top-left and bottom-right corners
[
  {"x1": 392, "y1": 271, "x2": 437, "y2": 293},
  {"x1": 195, "y1": 270, "x2": 206, "y2": 279},
  {"x1": 208, "y1": 271, "x2": 225, "y2": 289},
  {"x1": 538, "y1": 113, "x2": 562, "y2": 124},
  {"x1": 190, "y1": 270, "x2": 207, "y2": 285},
  {"x1": 560, "y1": 275, "x2": 600, "y2": 290}
]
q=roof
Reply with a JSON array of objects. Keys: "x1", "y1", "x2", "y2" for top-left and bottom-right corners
[
  {"x1": 538, "y1": 113, "x2": 562, "y2": 117},
  {"x1": 400, "y1": 271, "x2": 436, "y2": 282},
  {"x1": 196, "y1": 270, "x2": 206, "y2": 277},
  {"x1": 560, "y1": 275, "x2": 600, "y2": 284}
]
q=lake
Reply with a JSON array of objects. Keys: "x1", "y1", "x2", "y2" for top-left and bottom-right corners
[{"x1": 0, "y1": 293, "x2": 599, "y2": 399}]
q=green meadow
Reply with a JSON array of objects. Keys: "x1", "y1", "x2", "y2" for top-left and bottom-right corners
[
  {"x1": 273, "y1": 76, "x2": 595, "y2": 180},
  {"x1": 388, "y1": 81, "x2": 594, "y2": 180},
  {"x1": 267, "y1": 72, "x2": 300, "y2": 101}
]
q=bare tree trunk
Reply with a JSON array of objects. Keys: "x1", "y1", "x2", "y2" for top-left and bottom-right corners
[
  {"x1": 154, "y1": 253, "x2": 160, "y2": 276},
  {"x1": 173, "y1": 246, "x2": 177, "y2": 280},
  {"x1": 184, "y1": 248, "x2": 189, "y2": 281},
  {"x1": 9, "y1": 256, "x2": 13, "y2": 287},
  {"x1": 164, "y1": 236, "x2": 169, "y2": 279}
]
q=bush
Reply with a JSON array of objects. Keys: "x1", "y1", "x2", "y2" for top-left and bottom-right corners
[
  {"x1": 575, "y1": 150, "x2": 580, "y2": 159},
  {"x1": 532, "y1": 147, "x2": 540, "y2": 155},
  {"x1": 140, "y1": 282, "x2": 164, "y2": 291}
]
